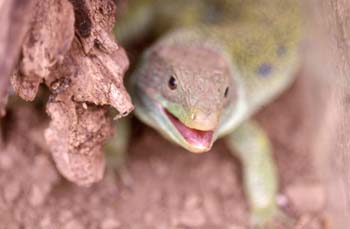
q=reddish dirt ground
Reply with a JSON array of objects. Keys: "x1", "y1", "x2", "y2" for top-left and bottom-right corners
[{"x1": 0, "y1": 72, "x2": 327, "y2": 228}]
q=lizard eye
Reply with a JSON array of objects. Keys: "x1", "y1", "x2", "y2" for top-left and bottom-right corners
[
  {"x1": 168, "y1": 76, "x2": 177, "y2": 90},
  {"x1": 224, "y1": 87, "x2": 229, "y2": 98}
]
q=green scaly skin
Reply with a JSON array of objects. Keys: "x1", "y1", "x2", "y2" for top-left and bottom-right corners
[{"x1": 115, "y1": 0, "x2": 303, "y2": 227}]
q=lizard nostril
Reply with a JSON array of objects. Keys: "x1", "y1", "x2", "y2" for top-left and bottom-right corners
[{"x1": 191, "y1": 113, "x2": 196, "y2": 120}]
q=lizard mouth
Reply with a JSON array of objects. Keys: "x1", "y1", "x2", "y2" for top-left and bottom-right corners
[{"x1": 164, "y1": 108, "x2": 214, "y2": 152}]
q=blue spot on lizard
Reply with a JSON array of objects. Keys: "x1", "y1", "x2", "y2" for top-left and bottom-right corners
[{"x1": 257, "y1": 63, "x2": 272, "y2": 77}]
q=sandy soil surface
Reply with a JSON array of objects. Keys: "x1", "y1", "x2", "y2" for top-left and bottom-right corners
[{"x1": 0, "y1": 73, "x2": 327, "y2": 228}]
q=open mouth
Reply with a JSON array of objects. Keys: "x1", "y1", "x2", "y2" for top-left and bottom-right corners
[{"x1": 164, "y1": 108, "x2": 214, "y2": 150}]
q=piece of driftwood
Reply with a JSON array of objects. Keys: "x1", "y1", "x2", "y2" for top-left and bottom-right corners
[
  {"x1": 3, "y1": 0, "x2": 134, "y2": 185},
  {"x1": 0, "y1": 0, "x2": 36, "y2": 117}
]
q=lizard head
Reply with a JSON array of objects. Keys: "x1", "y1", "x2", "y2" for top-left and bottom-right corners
[{"x1": 132, "y1": 37, "x2": 238, "y2": 153}]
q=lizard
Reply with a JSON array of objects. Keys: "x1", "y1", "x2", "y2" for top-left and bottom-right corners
[{"x1": 111, "y1": 0, "x2": 303, "y2": 227}]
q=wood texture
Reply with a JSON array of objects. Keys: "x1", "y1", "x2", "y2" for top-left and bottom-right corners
[
  {"x1": 1, "y1": 0, "x2": 134, "y2": 185},
  {"x1": 0, "y1": 0, "x2": 36, "y2": 116}
]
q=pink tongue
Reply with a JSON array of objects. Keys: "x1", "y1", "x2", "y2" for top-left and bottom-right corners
[{"x1": 165, "y1": 109, "x2": 213, "y2": 148}]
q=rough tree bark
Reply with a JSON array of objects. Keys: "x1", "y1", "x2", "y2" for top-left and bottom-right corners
[
  {"x1": 0, "y1": 0, "x2": 134, "y2": 185},
  {"x1": 0, "y1": 0, "x2": 36, "y2": 116}
]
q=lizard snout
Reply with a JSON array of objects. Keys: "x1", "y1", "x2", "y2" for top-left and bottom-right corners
[{"x1": 185, "y1": 109, "x2": 220, "y2": 131}]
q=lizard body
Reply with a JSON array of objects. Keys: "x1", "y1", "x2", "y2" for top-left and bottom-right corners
[
  {"x1": 127, "y1": 0, "x2": 302, "y2": 152},
  {"x1": 114, "y1": 0, "x2": 303, "y2": 226}
]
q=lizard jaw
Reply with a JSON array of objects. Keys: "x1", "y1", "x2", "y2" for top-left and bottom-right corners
[{"x1": 164, "y1": 108, "x2": 214, "y2": 152}]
